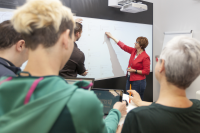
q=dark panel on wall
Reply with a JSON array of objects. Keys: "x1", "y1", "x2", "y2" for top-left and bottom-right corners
[
  {"x1": 69, "y1": 0, "x2": 153, "y2": 25},
  {"x1": 0, "y1": 0, "x2": 152, "y2": 25},
  {"x1": 0, "y1": 0, "x2": 25, "y2": 9},
  {"x1": 94, "y1": 72, "x2": 153, "y2": 102}
]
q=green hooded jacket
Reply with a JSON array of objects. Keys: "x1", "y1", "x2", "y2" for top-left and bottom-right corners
[{"x1": 0, "y1": 75, "x2": 121, "y2": 133}]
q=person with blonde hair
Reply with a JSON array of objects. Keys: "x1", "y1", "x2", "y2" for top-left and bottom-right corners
[
  {"x1": 122, "y1": 36, "x2": 200, "y2": 133},
  {"x1": 0, "y1": 0, "x2": 126, "y2": 133}
]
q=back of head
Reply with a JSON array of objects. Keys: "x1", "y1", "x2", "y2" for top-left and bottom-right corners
[
  {"x1": 0, "y1": 20, "x2": 23, "y2": 50},
  {"x1": 11, "y1": 0, "x2": 75, "y2": 50},
  {"x1": 137, "y1": 37, "x2": 148, "y2": 50},
  {"x1": 74, "y1": 22, "x2": 82, "y2": 34},
  {"x1": 160, "y1": 36, "x2": 200, "y2": 88}
]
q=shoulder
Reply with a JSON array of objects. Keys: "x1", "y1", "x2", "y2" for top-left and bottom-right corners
[
  {"x1": 128, "y1": 104, "x2": 158, "y2": 117},
  {"x1": 141, "y1": 51, "x2": 150, "y2": 60},
  {"x1": 130, "y1": 48, "x2": 137, "y2": 54},
  {"x1": 143, "y1": 51, "x2": 150, "y2": 57},
  {"x1": 0, "y1": 65, "x2": 15, "y2": 77},
  {"x1": 73, "y1": 89, "x2": 100, "y2": 105},
  {"x1": 73, "y1": 47, "x2": 85, "y2": 59},
  {"x1": 190, "y1": 99, "x2": 200, "y2": 107},
  {"x1": 71, "y1": 45, "x2": 85, "y2": 56}
]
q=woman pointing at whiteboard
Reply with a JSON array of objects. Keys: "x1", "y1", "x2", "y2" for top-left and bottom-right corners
[{"x1": 105, "y1": 32, "x2": 150, "y2": 100}]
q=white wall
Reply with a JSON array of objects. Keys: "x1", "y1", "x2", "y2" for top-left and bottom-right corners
[
  {"x1": 0, "y1": 7, "x2": 14, "y2": 12},
  {"x1": 146, "y1": 0, "x2": 200, "y2": 101}
]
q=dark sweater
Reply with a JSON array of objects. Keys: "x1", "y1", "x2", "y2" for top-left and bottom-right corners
[
  {"x1": 122, "y1": 99, "x2": 200, "y2": 133},
  {"x1": 59, "y1": 43, "x2": 86, "y2": 78}
]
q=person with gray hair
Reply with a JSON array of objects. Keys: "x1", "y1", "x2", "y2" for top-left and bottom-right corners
[{"x1": 121, "y1": 36, "x2": 200, "y2": 133}]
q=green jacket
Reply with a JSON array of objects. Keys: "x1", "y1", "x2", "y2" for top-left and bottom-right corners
[{"x1": 0, "y1": 75, "x2": 121, "y2": 133}]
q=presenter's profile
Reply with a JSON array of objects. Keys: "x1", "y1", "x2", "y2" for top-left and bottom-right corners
[{"x1": 105, "y1": 32, "x2": 150, "y2": 100}]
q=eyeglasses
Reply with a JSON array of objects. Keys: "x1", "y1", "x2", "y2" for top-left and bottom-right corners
[{"x1": 135, "y1": 41, "x2": 139, "y2": 44}]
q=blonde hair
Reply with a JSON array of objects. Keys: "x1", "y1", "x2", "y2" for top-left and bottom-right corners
[{"x1": 11, "y1": 0, "x2": 75, "y2": 50}]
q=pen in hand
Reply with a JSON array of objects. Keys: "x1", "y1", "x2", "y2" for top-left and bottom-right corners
[{"x1": 129, "y1": 84, "x2": 132, "y2": 103}]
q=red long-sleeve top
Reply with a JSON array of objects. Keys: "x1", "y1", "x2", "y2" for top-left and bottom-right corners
[{"x1": 117, "y1": 41, "x2": 150, "y2": 81}]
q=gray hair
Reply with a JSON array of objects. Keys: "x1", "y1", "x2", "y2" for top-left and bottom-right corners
[{"x1": 160, "y1": 36, "x2": 200, "y2": 89}]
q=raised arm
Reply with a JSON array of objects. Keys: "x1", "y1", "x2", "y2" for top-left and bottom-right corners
[{"x1": 105, "y1": 32, "x2": 135, "y2": 54}]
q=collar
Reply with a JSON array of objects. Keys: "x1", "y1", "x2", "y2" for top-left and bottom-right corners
[
  {"x1": 74, "y1": 42, "x2": 78, "y2": 48},
  {"x1": 0, "y1": 57, "x2": 21, "y2": 74},
  {"x1": 0, "y1": 57, "x2": 15, "y2": 67}
]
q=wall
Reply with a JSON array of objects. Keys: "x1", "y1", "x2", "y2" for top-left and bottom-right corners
[{"x1": 146, "y1": 0, "x2": 200, "y2": 101}]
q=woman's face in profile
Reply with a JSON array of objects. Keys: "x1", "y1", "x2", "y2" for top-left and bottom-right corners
[{"x1": 134, "y1": 41, "x2": 140, "y2": 49}]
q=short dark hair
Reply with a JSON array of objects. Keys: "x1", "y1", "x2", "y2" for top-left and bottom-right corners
[
  {"x1": 136, "y1": 37, "x2": 149, "y2": 50},
  {"x1": 0, "y1": 20, "x2": 23, "y2": 50},
  {"x1": 74, "y1": 22, "x2": 82, "y2": 34}
]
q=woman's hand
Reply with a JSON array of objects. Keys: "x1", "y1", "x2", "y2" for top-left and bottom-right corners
[
  {"x1": 127, "y1": 90, "x2": 152, "y2": 106},
  {"x1": 105, "y1": 32, "x2": 113, "y2": 39},
  {"x1": 127, "y1": 68, "x2": 136, "y2": 73},
  {"x1": 127, "y1": 90, "x2": 142, "y2": 106},
  {"x1": 105, "y1": 32, "x2": 119, "y2": 43}
]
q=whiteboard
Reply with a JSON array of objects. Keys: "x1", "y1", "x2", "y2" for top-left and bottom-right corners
[
  {"x1": 0, "y1": 8, "x2": 14, "y2": 23},
  {"x1": 75, "y1": 16, "x2": 153, "y2": 80},
  {"x1": 162, "y1": 31, "x2": 193, "y2": 49}
]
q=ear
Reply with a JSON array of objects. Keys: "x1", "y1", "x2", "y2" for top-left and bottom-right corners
[
  {"x1": 62, "y1": 29, "x2": 70, "y2": 49},
  {"x1": 16, "y1": 40, "x2": 25, "y2": 52},
  {"x1": 159, "y1": 59, "x2": 165, "y2": 73}
]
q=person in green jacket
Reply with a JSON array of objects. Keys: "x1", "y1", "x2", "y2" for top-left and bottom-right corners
[
  {"x1": 0, "y1": 0, "x2": 127, "y2": 133},
  {"x1": 122, "y1": 36, "x2": 200, "y2": 133}
]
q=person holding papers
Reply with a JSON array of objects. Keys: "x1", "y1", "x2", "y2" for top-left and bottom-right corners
[{"x1": 105, "y1": 32, "x2": 150, "y2": 100}]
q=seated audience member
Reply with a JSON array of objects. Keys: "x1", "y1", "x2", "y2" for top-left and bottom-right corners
[
  {"x1": 122, "y1": 36, "x2": 200, "y2": 133},
  {"x1": 0, "y1": 20, "x2": 28, "y2": 77},
  {"x1": 59, "y1": 20, "x2": 88, "y2": 78},
  {"x1": 0, "y1": 0, "x2": 126, "y2": 133}
]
